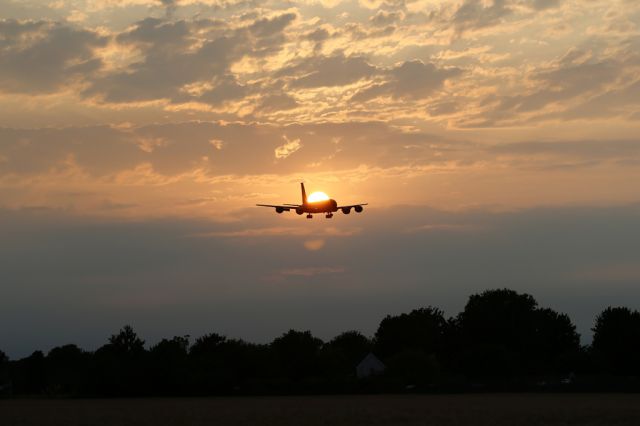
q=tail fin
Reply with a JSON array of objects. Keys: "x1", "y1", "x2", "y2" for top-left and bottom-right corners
[{"x1": 301, "y1": 182, "x2": 307, "y2": 205}]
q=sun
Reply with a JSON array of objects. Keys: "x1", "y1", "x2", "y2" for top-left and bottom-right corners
[{"x1": 307, "y1": 191, "x2": 330, "y2": 203}]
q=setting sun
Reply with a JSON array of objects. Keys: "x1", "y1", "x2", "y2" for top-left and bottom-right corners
[{"x1": 307, "y1": 191, "x2": 330, "y2": 203}]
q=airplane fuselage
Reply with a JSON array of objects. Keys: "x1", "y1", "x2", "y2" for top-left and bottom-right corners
[{"x1": 295, "y1": 199, "x2": 338, "y2": 214}]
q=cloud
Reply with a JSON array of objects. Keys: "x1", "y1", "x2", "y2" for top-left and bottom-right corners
[
  {"x1": 192, "y1": 225, "x2": 360, "y2": 239},
  {"x1": 0, "y1": 20, "x2": 107, "y2": 94},
  {"x1": 274, "y1": 135, "x2": 302, "y2": 159},
  {"x1": 2, "y1": 120, "x2": 637, "y2": 193},
  {"x1": 194, "y1": 227, "x2": 312, "y2": 238},
  {"x1": 466, "y1": 50, "x2": 631, "y2": 126},
  {"x1": 279, "y1": 266, "x2": 345, "y2": 276},
  {"x1": 529, "y1": 0, "x2": 562, "y2": 10},
  {"x1": 370, "y1": 10, "x2": 402, "y2": 27},
  {"x1": 406, "y1": 223, "x2": 482, "y2": 233},
  {"x1": 489, "y1": 139, "x2": 640, "y2": 160},
  {"x1": 83, "y1": 13, "x2": 296, "y2": 105},
  {"x1": 352, "y1": 60, "x2": 462, "y2": 102},
  {"x1": 452, "y1": 0, "x2": 512, "y2": 34},
  {"x1": 284, "y1": 53, "x2": 377, "y2": 89},
  {"x1": 84, "y1": 18, "x2": 242, "y2": 103},
  {"x1": 304, "y1": 239, "x2": 325, "y2": 251},
  {"x1": 257, "y1": 92, "x2": 299, "y2": 113}
]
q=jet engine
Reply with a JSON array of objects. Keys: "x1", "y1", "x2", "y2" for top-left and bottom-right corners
[
  {"x1": 342, "y1": 207, "x2": 351, "y2": 214},
  {"x1": 355, "y1": 205, "x2": 363, "y2": 213}
]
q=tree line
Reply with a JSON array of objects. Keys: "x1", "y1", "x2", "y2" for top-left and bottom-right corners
[{"x1": 2, "y1": 288, "x2": 640, "y2": 396}]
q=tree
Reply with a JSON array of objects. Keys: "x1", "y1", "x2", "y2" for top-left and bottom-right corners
[
  {"x1": 108, "y1": 325, "x2": 145, "y2": 355},
  {"x1": 12, "y1": 351, "x2": 46, "y2": 394},
  {"x1": 455, "y1": 289, "x2": 580, "y2": 378},
  {"x1": 321, "y1": 331, "x2": 371, "y2": 377},
  {"x1": 373, "y1": 307, "x2": 448, "y2": 385},
  {"x1": 46, "y1": 344, "x2": 88, "y2": 395},
  {"x1": 592, "y1": 307, "x2": 640, "y2": 375},
  {"x1": 148, "y1": 336, "x2": 190, "y2": 394},
  {"x1": 271, "y1": 330, "x2": 323, "y2": 381},
  {"x1": 189, "y1": 333, "x2": 265, "y2": 393},
  {"x1": 530, "y1": 308, "x2": 581, "y2": 373},
  {"x1": 0, "y1": 349, "x2": 9, "y2": 395},
  {"x1": 374, "y1": 307, "x2": 447, "y2": 358},
  {"x1": 91, "y1": 325, "x2": 148, "y2": 395}
]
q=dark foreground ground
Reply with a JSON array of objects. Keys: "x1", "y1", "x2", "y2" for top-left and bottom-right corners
[{"x1": 3, "y1": 394, "x2": 640, "y2": 426}]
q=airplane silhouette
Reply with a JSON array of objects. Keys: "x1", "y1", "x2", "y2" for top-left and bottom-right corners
[{"x1": 257, "y1": 183, "x2": 368, "y2": 219}]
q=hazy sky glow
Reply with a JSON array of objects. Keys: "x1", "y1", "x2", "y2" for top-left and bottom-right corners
[{"x1": 1, "y1": 0, "x2": 639, "y2": 357}]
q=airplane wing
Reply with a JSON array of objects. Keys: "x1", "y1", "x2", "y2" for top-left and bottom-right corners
[
  {"x1": 256, "y1": 204, "x2": 293, "y2": 210},
  {"x1": 336, "y1": 203, "x2": 368, "y2": 209}
]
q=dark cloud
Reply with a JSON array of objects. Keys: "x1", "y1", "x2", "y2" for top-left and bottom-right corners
[
  {"x1": 468, "y1": 55, "x2": 625, "y2": 126},
  {"x1": 452, "y1": 0, "x2": 512, "y2": 34},
  {"x1": 85, "y1": 19, "x2": 242, "y2": 103},
  {"x1": 257, "y1": 92, "x2": 299, "y2": 113},
  {"x1": 370, "y1": 10, "x2": 403, "y2": 27},
  {"x1": 248, "y1": 12, "x2": 296, "y2": 38},
  {"x1": 304, "y1": 27, "x2": 331, "y2": 52},
  {"x1": 344, "y1": 22, "x2": 396, "y2": 40},
  {"x1": 84, "y1": 13, "x2": 296, "y2": 105},
  {"x1": 352, "y1": 60, "x2": 462, "y2": 102},
  {"x1": 196, "y1": 75, "x2": 249, "y2": 105},
  {"x1": 529, "y1": 0, "x2": 562, "y2": 10},
  {"x1": 488, "y1": 139, "x2": 640, "y2": 169},
  {"x1": 305, "y1": 27, "x2": 330, "y2": 42},
  {"x1": 248, "y1": 12, "x2": 296, "y2": 57},
  {"x1": 558, "y1": 79, "x2": 640, "y2": 120},
  {"x1": 283, "y1": 53, "x2": 377, "y2": 89},
  {"x1": 442, "y1": 0, "x2": 564, "y2": 35},
  {"x1": 159, "y1": 0, "x2": 178, "y2": 17},
  {"x1": 0, "y1": 20, "x2": 107, "y2": 94}
]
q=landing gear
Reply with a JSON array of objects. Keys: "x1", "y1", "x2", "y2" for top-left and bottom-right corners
[
  {"x1": 306, "y1": 214, "x2": 313, "y2": 219},
  {"x1": 325, "y1": 213, "x2": 333, "y2": 218}
]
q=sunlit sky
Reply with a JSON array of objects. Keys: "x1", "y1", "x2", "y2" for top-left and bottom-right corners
[{"x1": 1, "y1": 0, "x2": 639, "y2": 357}]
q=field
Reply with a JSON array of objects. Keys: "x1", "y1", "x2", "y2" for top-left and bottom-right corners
[{"x1": 2, "y1": 394, "x2": 640, "y2": 425}]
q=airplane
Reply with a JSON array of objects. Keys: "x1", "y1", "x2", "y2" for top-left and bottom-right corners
[{"x1": 257, "y1": 183, "x2": 367, "y2": 219}]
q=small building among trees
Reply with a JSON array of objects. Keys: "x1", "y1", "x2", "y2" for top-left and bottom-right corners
[{"x1": 356, "y1": 353, "x2": 386, "y2": 379}]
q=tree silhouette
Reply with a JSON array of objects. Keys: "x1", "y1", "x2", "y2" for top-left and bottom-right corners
[
  {"x1": 189, "y1": 333, "x2": 266, "y2": 393},
  {"x1": 271, "y1": 330, "x2": 323, "y2": 382},
  {"x1": 530, "y1": 308, "x2": 581, "y2": 373},
  {"x1": 374, "y1": 307, "x2": 447, "y2": 384},
  {"x1": 321, "y1": 331, "x2": 371, "y2": 378},
  {"x1": 45, "y1": 344, "x2": 88, "y2": 395},
  {"x1": 92, "y1": 325, "x2": 147, "y2": 395},
  {"x1": 592, "y1": 307, "x2": 640, "y2": 375},
  {"x1": 148, "y1": 336, "x2": 189, "y2": 394},
  {"x1": 374, "y1": 307, "x2": 447, "y2": 358},
  {"x1": 12, "y1": 351, "x2": 45, "y2": 394},
  {"x1": 0, "y1": 349, "x2": 9, "y2": 394},
  {"x1": 5, "y1": 289, "x2": 640, "y2": 395},
  {"x1": 455, "y1": 289, "x2": 579, "y2": 378},
  {"x1": 108, "y1": 325, "x2": 145, "y2": 354}
]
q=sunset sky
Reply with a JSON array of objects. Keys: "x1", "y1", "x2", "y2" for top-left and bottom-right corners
[{"x1": 1, "y1": 0, "x2": 639, "y2": 357}]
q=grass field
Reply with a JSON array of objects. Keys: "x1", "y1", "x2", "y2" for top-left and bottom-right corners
[{"x1": 2, "y1": 394, "x2": 640, "y2": 425}]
